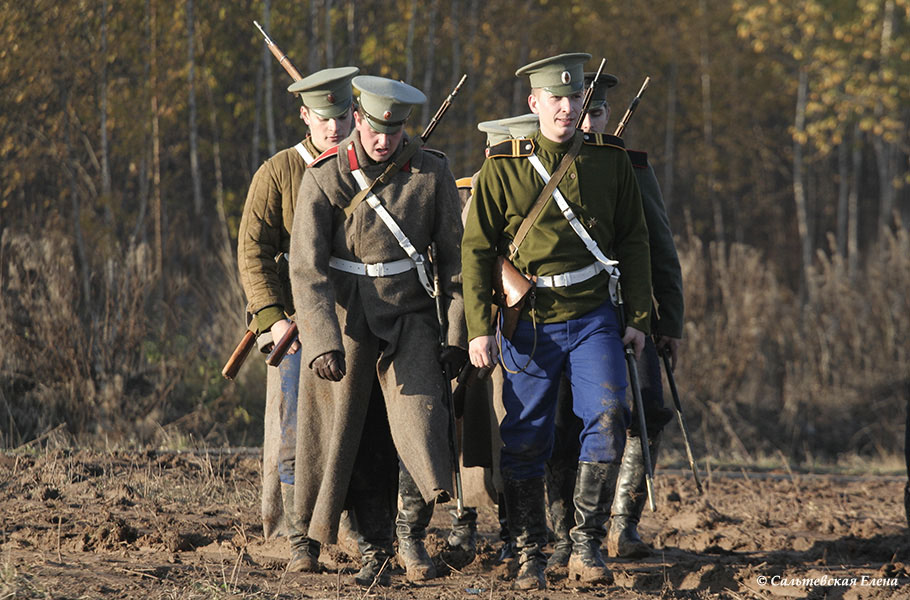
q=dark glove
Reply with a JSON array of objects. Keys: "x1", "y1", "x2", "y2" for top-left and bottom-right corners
[
  {"x1": 312, "y1": 351, "x2": 346, "y2": 381},
  {"x1": 439, "y1": 346, "x2": 468, "y2": 379}
]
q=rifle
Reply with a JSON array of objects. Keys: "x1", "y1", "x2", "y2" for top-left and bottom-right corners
[
  {"x1": 613, "y1": 76, "x2": 650, "y2": 138},
  {"x1": 222, "y1": 329, "x2": 257, "y2": 380},
  {"x1": 575, "y1": 58, "x2": 607, "y2": 129},
  {"x1": 254, "y1": 20, "x2": 303, "y2": 81},
  {"x1": 660, "y1": 345, "x2": 703, "y2": 494},
  {"x1": 343, "y1": 74, "x2": 468, "y2": 219},
  {"x1": 616, "y1": 282, "x2": 657, "y2": 512},
  {"x1": 430, "y1": 242, "x2": 466, "y2": 517}
]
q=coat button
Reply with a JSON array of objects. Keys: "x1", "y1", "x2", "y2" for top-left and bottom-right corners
[{"x1": 570, "y1": 173, "x2": 577, "y2": 179}]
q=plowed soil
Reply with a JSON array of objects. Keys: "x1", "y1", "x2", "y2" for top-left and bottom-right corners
[{"x1": 1, "y1": 449, "x2": 908, "y2": 599}]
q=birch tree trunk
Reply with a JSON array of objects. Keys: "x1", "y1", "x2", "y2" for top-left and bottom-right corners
[
  {"x1": 405, "y1": 0, "x2": 417, "y2": 83},
  {"x1": 793, "y1": 67, "x2": 812, "y2": 302},
  {"x1": 874, "y1": 0, "x2": 896, "y2": 234},
  {"x1": 187, "y1": 0, "x2": 203, "y2": 217},
  {"x1": 325, "y1": 0, "x2": 334, "y2": 67},
  {"x1": 308, "y1": 0, "x2": 318, "y2": 72},
  {"x1": 100, "y1": 0, "x2": 111, "y2": 200},
  {"x1": 848, "y1": 123, "x2": 861, "y2": 280},
  {"x1": 511, "y1": 0, "x2": 533, "y2": 116},
  {"x1": 65, "y1": 95, "x2": 92, "y2": 313},
  {"x1": 251, "y1": 60, "x2": 263, "y2": 176},
  {"x1": 420, "y1": 0, "x2": 439, "y2": 124},
  {"x1": 836, "y1": 135, "x2": 849, "y2": 257},
  {"x1": 150, "y1": 0, "x2": 163, "y2": 293},
  {"x1": 346, "y1": 1, "x2": 356, "y2": 64},
  {"x1": 462, "y1": 0, "x2": 480, "y2": 171},
  {"x1": 699, "y1": 0, "x2": 723, "y2": 244},
  {"x1": 663, "y1": 58, "x2": 677, "y2": 212}
]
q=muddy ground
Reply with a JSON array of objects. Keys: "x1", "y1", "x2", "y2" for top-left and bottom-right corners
[{"x1": 1, "y1": 449, "x2": 908, "y2": 599}]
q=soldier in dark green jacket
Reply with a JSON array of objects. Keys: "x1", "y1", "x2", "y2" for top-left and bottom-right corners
[
  {"x1": 545, "y1": 71, "x2": 685, "y2": 569},
  {"x1": 462, "y1": 53, "x2": 652, "y2": 590},
  {"x1": 237, "y1": 66, "x2": 358, "y2": 572}
]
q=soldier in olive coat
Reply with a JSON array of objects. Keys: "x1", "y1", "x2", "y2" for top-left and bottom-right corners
[
  {"x1": 289, "y1": 75, "x2": 466, "y2": 587},
  {"x1": 462, "y1": 53, "x2": 652, "y2": 589},
  {"x1": 237, "y1": 66, "x2": 359, "y2": 572}
]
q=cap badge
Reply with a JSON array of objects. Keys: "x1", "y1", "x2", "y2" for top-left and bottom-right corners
[
  {"x1": 561, "y1": 70, "x2": 572, "y2": 85},
  {"x1": 326, "y1": 93, "x2": 335, "y2": 103},
  {"x1": 383, "y1": 110, "x2": 393, "y2": 120}
]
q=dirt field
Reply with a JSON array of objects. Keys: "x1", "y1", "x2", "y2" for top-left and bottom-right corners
[{"x1": 1, "y1": 449, "x2": 908, "y2": 599}]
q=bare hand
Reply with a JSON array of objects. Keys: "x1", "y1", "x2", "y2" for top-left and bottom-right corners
[
  {"x1": 655, "y1": 336, "x2": 681, "y2": 370},
  {"x1": 270, "y1": 319, "x2": 300, "y2": 355},
  {"x1": 621, "y1": 326, "x2": 646, "y2": 360},
  {"x1": 468, "y1": 336, "x2": 498, "y2": 369},
  {"x1": 312, "y1": 351, "x2": 346, "y2": 381}
]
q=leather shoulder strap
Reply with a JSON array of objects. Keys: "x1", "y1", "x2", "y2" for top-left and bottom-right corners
[
  {"x1": 509, "y1": 133, "x2": 583, "y2": 256},
  {"x1": 342, "y1": 138, "x2": 424, "y2": 219}
]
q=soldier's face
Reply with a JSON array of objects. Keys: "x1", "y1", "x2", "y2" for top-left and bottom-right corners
[
  {"x1": 301, "y1": 105, "x2": 353, "y2": 152},
  {"x1": 529, "y1": 88, "x2": 584, "y2": 143},
  {"x1": 581, "y1": 104, "x2": 610, "y2": 135},
  {"x1": 354, "y1": 111, "x2": 404, "y2": 162}
]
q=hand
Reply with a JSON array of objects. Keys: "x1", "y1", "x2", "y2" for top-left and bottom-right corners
[
  {"x1": 621, "y1": 326, "x2": 645, "y2": 360},
  {"x1": 312, "y1": 351, "x2": 346, "y2": 381},
  {"x1": 439, "y1": 346, "x2": 468, "y2": 379},
  {"x1": 468, "y1": 336, "x2": 498, "y2": 369},
  {"x1": 655, "y1": 336, "x2": 681, "y2": 370},
  {"x1": 270, "y1": 319, "x2": 300, "y2": 355}
]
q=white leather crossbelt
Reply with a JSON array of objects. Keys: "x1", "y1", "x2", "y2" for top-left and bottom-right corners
[
  {"x1": 535, "y1": 262, "x2": 605, "y2": 288},
  {"x1": 328, "y1": 256, "x2": 414, "y2": 277}
]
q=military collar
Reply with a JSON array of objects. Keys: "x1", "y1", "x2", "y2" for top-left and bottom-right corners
[
  {"x1": 532, "y1": 128, "x2": 582, "y2": 155},
  {"x1": 340, "y1": 131, "x2": 419, "y2": 175}
]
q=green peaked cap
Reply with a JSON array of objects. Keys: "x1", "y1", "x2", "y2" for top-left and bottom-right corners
[
  {"x1": 515, "y1": 52, "x2": 591, "y2": 96},
  {"x1": 584, "y1": 71, "x2": 620, "y2": 108},
  {"x1": 497, "y1": 113, "x2": 539, "y2": 138},
  {"x1": 476, "y1": 119, "x2": 511, "y2": 146},
  {"x1": 288, "y1": 66, "x2": 359, "y2": 119},
  {"x1": 352, "y1": 75, "x2": 426, "y2": 134}
]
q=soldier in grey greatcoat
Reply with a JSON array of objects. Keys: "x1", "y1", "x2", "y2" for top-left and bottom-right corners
[
  {"x1": 289, "y1": 75, "x2": 466, "y2": 586},
  {"x1": 236, "y1": 66, "x2": 358, "y2": 572}
]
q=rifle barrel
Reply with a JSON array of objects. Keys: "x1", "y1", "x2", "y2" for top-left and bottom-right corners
[{"x1": 253, "y1": 20, "x2": 303, "y2": 81}]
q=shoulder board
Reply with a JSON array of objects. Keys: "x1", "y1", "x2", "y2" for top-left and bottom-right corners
[
  {"x1": 626, "y1": 149, "x2": 649, "y2": 169},
  {"x1": 582, "y1": 132, "x2": 625, "y2": 150},
  {"x1": 423, "y1": 147, "x2": 446, "y2": 159},
  {"x1": 487, "y1": 138, "x2": 536, "y2": 159},
  {"x1": 309, "y1": 145, "x2": 340, "y2": 167},
  {"x1": 455, "y1": 176, "x2": 473, "y2": 189}
]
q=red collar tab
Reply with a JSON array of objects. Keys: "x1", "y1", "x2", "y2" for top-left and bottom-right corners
[{"x1": 346, "y1": 143, "x2": 360, "y2": 171}]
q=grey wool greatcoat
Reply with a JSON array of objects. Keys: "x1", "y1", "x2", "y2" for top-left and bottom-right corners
[{"x1": 289, "y1": 130, "x2": 467, "y2": 545}]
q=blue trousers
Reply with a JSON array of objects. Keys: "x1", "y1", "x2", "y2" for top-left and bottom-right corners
[
  {"x1": 499, "y1": 301, "x2": 631, "y2": 480},
  {"x1": 278, "y1": 350, "x2": 301, "y2": 484}
]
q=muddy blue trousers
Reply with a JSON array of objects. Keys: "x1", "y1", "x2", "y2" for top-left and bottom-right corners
[
  {"x1": 499, "y1": 300, "x2": 631, "y2": 480},
  {"x1": 278, "y1": 350, "x2": 301, "y2": 484}
]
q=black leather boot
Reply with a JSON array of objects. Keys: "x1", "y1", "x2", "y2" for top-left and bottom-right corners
[
  {"x1": 350, "y1": 492, "x2": 395, "y2": 587},
  {"x1": 545, "y1": 458, "x2": 577, "y2": 569},
  {"x1": 502, "y1": 476, "x2": 547, "y2": 590},
  {"x1": 904, "y1": 480, "x2": 910, "y2": 528},
  {"x1": 446, "y1": 506, "x2": 477, "y2": 551},
  {"x1": 280, "y1": 483, "x2": 320, "y2": 572},
  {"x1": 495, "y1": 493, "x2": 516, "y2": 563},
  {"x1": 567, "y1": 461, "x2": 619, "y2": 585},
  {"x1": 396, "y1": 468, "x2": 436, "y2": 581},
  {"x1": 607, "y1": 435, "x2": 660, "y2": 558}
]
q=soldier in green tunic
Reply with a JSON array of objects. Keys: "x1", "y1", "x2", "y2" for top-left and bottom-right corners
[
  {"x1": 236, "y1": 66, "x2": 358, "y2": 572},
  {"x1": 462, "y1": 53, "x2": 652, "y2": 589}
]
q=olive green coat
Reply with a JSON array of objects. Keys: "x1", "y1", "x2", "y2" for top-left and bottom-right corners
[
  {"x1": 462, "y1": 129, "x2": 652, "y2": 340},
  {"x1": 236, "y1": 137, "x2": 320, "y2": 539},
  {"x1": 289, "y1": 131, "x2": 466, "y2": 544}
]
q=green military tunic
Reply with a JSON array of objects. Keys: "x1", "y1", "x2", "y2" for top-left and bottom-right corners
[
  {"x1": 237, "y1": 136, "x2": 322, "y2": 332},
  {"x1": 628, "y1": 150, "x2": 684, "y2": 338},
  {"x1": 462, "y1": 129, "x2": 651, "y2": 340}
]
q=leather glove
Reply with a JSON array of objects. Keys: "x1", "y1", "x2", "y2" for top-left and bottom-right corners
[
  {"x1": 439, "y1": 346, "x2": 468, "y2": 380},
  {"x1": 312, "y1": 351, "x2": 346, "y2": 381}
]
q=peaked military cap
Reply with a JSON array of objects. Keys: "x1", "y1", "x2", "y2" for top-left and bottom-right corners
[
  {"x1": 584, "y1": 71, "x2": 620, "y2": 108},
  {"x1": 476, "y1": 119, "x2": 511, "y2": 147},
  {"x1": 515, "y1": 52, "x2": 591, "y2": 96},
  {"x1": 352, "y1": 75, "x2": 426, "y2": 134},
  {"x1": 497, "y1": 113, "x2": 540, "y2": 138},
  {"x1": 288, "y1": 66, "x2": 359, "y2": 119}
]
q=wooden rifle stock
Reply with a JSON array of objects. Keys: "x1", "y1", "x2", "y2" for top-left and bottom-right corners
[
  {"x1": 254, "y1": 20, "x2": 303, "y2": 82},
  {"x1": 613, "y1": 76, "x2": 650, "y2": 138},
  {"x1": 222, "y1": 330, "x2": 256, "y2": 380},
  {"x1": 266, "y1": 322, "x2": 298, "y2": 367}
]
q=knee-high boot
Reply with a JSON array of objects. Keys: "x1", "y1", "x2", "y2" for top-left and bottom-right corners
[
  {"x1": 607, "y1": 435, "x2": 660, "y2": 558},
  {"x1": 280, "y1": 483, "x2": 320, "y2": 572},
  {"x1": 502, "y1": 476, "x2": 547, "y2": 590},
  {"x1": 545, "y1": 458, "x2": 577, "y2": 569},
  {"x1": 396, "y1": 468, "x2": 436, "y2": 581},
  {"x1": 567, "y1": 462, "x2": 620, "y2": 584},
  {"x1": 350, "y1": 491, "x2": 395, "y2": 587}
]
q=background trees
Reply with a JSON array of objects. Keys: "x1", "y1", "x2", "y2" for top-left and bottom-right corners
[{"x1": 1, "y1": 1, "x2": 908, "y2": 462}]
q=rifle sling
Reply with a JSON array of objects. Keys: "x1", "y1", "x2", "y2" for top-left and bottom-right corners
[
  {"x1": 509, "y1": 132, "x2": 584, "y2": 257},
  {"x1": 342, "y1": 138, "x2": 424, "y2": 219}
]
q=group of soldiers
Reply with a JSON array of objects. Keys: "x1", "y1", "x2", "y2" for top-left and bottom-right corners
[{"x1": 236, "y1": 51, "x2": 684, "y2": 590}]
